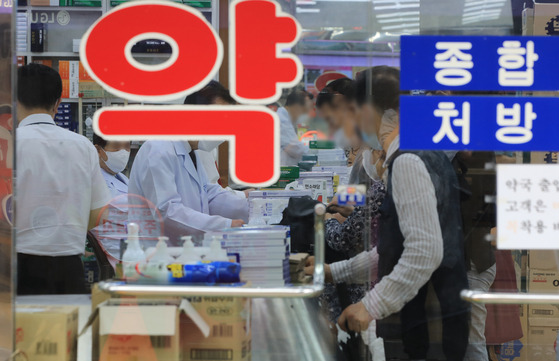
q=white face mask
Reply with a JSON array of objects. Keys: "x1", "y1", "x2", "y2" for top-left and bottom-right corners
[
  {"x1": 198, "y1": 140, "x2": 224, "y2": 151},
  {"x1": 104, "y1": 149, "x2": 130, "y2": 174},
  {"x1": 362, "y1": 149, "x2": 381, "y2": 181},
  {"x1": 333, "y1": 128, "x2": 350, "y2": 150}
]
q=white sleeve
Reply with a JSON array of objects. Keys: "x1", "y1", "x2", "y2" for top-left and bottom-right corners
[
  {"x1": 89, "y1": 144, "x2": 111, "y2": 210},
  {"x1": 330, "y1": 249, "x2": 379, "y2": 284}
]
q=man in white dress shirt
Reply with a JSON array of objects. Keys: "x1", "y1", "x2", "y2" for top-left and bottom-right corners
[
  {"x1": 278, "y1": 88, "x2": 313, "y2": 166},
  {"x1": 16, "y1": 64, "x2": 110, "y2": 294}
]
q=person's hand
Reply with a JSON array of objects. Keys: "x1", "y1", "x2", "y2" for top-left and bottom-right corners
[
  {"x1": 304, "y1": 256, "x2": 333, "y2": 283},
  {"x1": 332, "y1": 213, "x2": 347, "y2": 223},
  {"x1": 243, "y1": 188, "x2": 256, "y2": 198},
  {"x1": 325, "y1": 213, "x2": 346, "y2": 223},
  {"x1": 231, "y1": 219, "x2": 245, "y2": 227},
  {"x1": 327, "y1": 205, "x2": 354, "y2": 218},
  {"x1": 338, "y1": 302, "x2": 374, "y2": 333}
]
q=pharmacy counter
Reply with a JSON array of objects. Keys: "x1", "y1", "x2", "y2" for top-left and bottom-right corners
[{"x1": 17, "y1": 294, "x2": 339, "y2": 361}]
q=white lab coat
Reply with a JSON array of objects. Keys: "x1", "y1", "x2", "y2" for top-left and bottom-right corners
[
  {"x1": 128, "y1": 141, "x2": 249, "y2": 242},
  {"x1": 195, "y1": 149, "x2": 246, "y2": 199},
  {"x1": 278, "y1": 107, "x2": 309, "y2": 166},
  {"x1": 92, "y1": 169, "x2": 130, "y2": 267}
]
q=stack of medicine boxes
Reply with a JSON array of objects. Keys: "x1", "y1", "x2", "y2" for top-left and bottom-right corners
[{"x1": 207, "y1": 226, "x2": 291, "y2": 287}]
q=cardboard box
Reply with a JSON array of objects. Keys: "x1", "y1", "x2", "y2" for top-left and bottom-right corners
[
  {"x1": 88, "y1": 299, "x2": 185, "y2": 361},
  {"x1": 527, "y1": 317, "x2": 559, "y2": 361},
  {"x1": 533, "y1": 2, "x2": 559, "y2": 36},
  {"x1": 494, "y1": 305, "x2": 528, "y2": 361},
  {"x1": 182, "y1": 296, "x2": 251, "y2": 361},
  {"x1": 528, "y1": 269, "x2": 559, "y2": 292},
  {"x1": 529, "y1": 250, "x2": 559, "y2": 270},
  {"x1": 88, "y1": 285, "x2": 252, "y2": 361},
  {"x1": 16, "y1": 305, "x2": 78, "y2": 361}
]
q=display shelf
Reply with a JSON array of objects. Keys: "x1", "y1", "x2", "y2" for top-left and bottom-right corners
[
  {"x1": 20, "y1": 6, "x2": 102, "y2": 11},
  {"x1": 61, "y1": 97, "x2": 104, "y2": 103},
  {"x1": 20, "y1": 51, "x2": 79, "y2": 57}
]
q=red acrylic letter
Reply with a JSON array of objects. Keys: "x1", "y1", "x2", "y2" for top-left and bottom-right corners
[
  {"x1": 230, "y1": 0, "x2": 303, "y2": 104},
  {"x1": 80, "y1": 1, "x2": 223, "y2": 101},
  {"x1": 95, "y1": 106, "x2": 279, "y2": 187}
]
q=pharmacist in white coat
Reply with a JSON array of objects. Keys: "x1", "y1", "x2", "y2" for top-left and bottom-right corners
[
  {"x1": 183, "y1": 80, "x2": 251, "y2": 199},
  {"x1": 93, "y1": 134, "x2": 130, "y2": 199},
  {"x1": 128, "y1": 140, "x2": 249, "y2": 243},
  {"x1": 279, "y1": 88, "x2": 313, "y2": 166},
  {"x1": 91, "y1": 134, "x2": 131, "y2": 267}
]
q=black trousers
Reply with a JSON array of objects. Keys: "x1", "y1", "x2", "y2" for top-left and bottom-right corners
[
  {"x1": 400, "y1": 261, "x2": 470, "y2": 361},
  {"x1": 17, "y1": 253, "x2": 87, "y2": 295}
]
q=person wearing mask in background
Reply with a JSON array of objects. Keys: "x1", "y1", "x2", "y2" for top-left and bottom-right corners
[
  {"x1": 315, "y1": 77, "x2": 370, "y2": 185},
  {"x1": 184, "y1": 81, "x2": 251, "y2": 199},
  {"x1": 90, "y1": 135, "x2": 131, "y2": 269},
  {"x1": 308, "y1": 66, "x2": 470, "y2": 361},
  {"x1": 16, "y1": 64, "x2": 110, "y2": 294},
  {"x1": 128, "y1": 81, "x2": 249, "y2": 243},
  {"x1": 279, "y1": 88, "x2": 313, "y2": 166},
  {"x1": 316, "y1": 78, "x2": 361, "y2": 166},
  {"x1": 93, "y1": 135, "x2": 130, "y2": 198}
]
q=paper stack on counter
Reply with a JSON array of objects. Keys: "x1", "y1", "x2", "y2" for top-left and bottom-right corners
[{"x1": 206, "y1": 226, "x2": 291, "y2": 287}]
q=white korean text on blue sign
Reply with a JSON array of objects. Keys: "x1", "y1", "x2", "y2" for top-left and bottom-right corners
[
  {"x1": 400, "y1": 35, "x2": 559, "y2": 151},
  {"x1": 400, "y1": 35, "x2": 555, "y2": 91}
]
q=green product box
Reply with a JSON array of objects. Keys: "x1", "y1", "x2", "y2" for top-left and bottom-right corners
[
  {"x1": 280, "y1": 166, "x2": 300, "y2": 180},
  {"x1": 302, "y1": 154, "x2": 318, "y2": 162},
  {"x1": 60, "y1": 0, "x2": 102, "y2": 6},
  {"x1": 309, "y1": 140, "x2": 335, "y2": 149},
  {"x1": 265, "y1": 179, "x2": 292, "y2": 189},
  {"x1": 298, "y1": 161, "x2": 316, "y2": 172}
]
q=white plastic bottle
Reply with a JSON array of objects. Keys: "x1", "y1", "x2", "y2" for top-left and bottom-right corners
[
  {"x1": 205, "y1": 236, "x2": 229, "y2": 262},
  {"x1": 176, "y1": 236, "x2": 201, "y2": 264},
  {"x1": 149, "y1": 236, "x2": 174, "y2": 264},
  {"x1": 138, "y1": 236, "x2": 174, "y2": 283},
  {"x1": 122, "y1": 223, "x2": 146, "y2": 280}
]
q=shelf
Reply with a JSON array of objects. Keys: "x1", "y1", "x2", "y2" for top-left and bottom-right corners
[
  {"x1": 19, "y1": 52, "x2": 172, "y2": 58},
  {"x1": 61, "y1": 98, "x2": 105, "y2": 103},
  {"x1": 19, "y1": 6, "x2": 102, "y2": 11},
  {"x1": 19, "y1": 51, "x2": 80, "y2": 57}
]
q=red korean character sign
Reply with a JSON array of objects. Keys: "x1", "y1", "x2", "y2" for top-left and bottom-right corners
[{"x1": 80, "y1": 0, "x2": 302, "y2": 187}]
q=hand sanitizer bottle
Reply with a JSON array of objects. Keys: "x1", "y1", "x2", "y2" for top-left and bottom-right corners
[
  {"x1": 122, "y1": 223, "x2": 146, "y2": 281},
  {"x1": 149, "y1": 236, "x2": 174, "y2": 264},
  {"x1": 176, "y1": 236, "x2": 201, "y2": 264},
  {"x1": 205, "y1": 236, "x2": 229, "y2": 262}
]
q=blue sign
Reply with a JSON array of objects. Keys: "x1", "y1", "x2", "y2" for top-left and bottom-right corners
[
  {"x1": 401, "y1": 35, "x2": 559, "y2": 91},
  {"x1": 400, "y1": 95, "x2": 559, "y2": 151}
]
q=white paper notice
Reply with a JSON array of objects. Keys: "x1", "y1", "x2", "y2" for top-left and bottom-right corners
[{"x1": 497, "y1": 164, "x2": 559, "y2": 250}]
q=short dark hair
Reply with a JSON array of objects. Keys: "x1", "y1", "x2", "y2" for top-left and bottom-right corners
[
  {"x1": 18, "y1": 63, "x2": 62, "y2": 110},
  {"x1": 316, "y1": 78, "x2": 355, "y2": 108},
  {"x1": 93, "y1": 134, "x2": 107, "y2": 148},
  {"x1": 355, "y1": 66, "x2": 400, "y2": 111},
  {"x1": 184, "y1": 80, "x2": 235, "y2": 105},
  {"x1": 285, "y1": 88, "x2": 313, "y2": 107}
]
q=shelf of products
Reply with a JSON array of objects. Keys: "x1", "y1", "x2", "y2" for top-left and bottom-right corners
[{"x1": 16, "y1": 0, "x2": 218, "y2": 135}]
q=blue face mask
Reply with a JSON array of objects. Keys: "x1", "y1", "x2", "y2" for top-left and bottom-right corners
[{"x1": 361, "y1": 131, "x2": 383, "y2": 150}]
